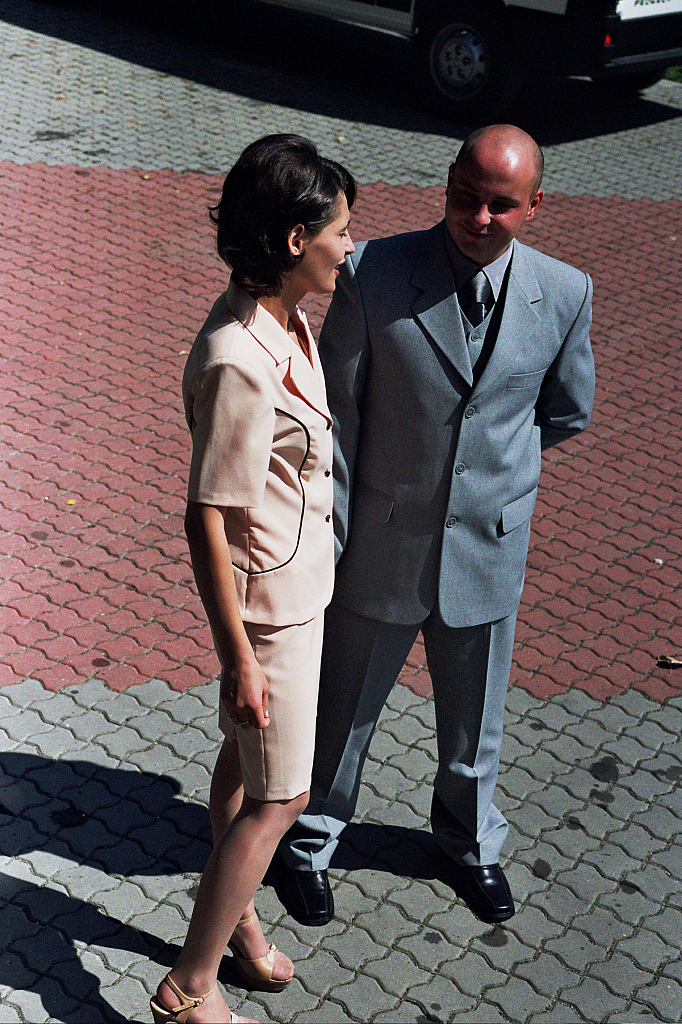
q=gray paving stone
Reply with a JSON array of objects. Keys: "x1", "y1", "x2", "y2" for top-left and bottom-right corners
[
  {"x1": 3, "y1": 709, "x2": 53, "y2": 742},
  {"x1": 321, "y1": 925, "x2": 387, "y2": 969},
  {"x1": 407, "y1": 973, "x2": 476, "y2": 1018},
  {"x1": 589, "y1": 953, "x2": 651, "y2": 1000},
  {"x1": 363, "y1": 948, "x2": 431, "y2": 998},
  {"x1": 333, "y1": 974, "x2": 400, "y2": 1019},
  {"x1": 4, "y1": 989, "x2": 51, "y2": 1024},
  {"x1": 294, "y1": 999, "x2": 356, "y2": 1023},
  {"x1": 383, "y1": 715, "x2": 435, "y2": 749},
  {"x1": 386, "y1": 746, "x2": 438, "y2": 781},
  {"x1": 90, "y1": 879, "x2": 157, "y2": 924},
  {"x1": 561, "y1": 976, "x2": 629, "y2": 1020},
  {"x1": 506, "y1": 903, "x2": 566, "y2": 948},
  {"x1": 371, "y1": 1001, "x2": 436, "y2": 1023},
  {"x1": 513, "y1": 749, "x2": 574, "y2": 786},
  {"x1": 293, "y1": 948, "x2": 354, "y2": 997},
  {"x1": 0, "y1": 1004, "x2": 23, "y2": 1024},
  {"x1": 333, "y1": 876, "x2": 390, "y2": 921},
  {"x1": 1, "y1": 678, "x2": 58, "y2": 705},
  {"x1": 629, "y1": 804, "x2": 682, "y2": 842},
  {"x1": 486, "y1": 975, "x2": 553, "y2": 1020},
  {"x1": 56, "y1": 710, "x2": 110, "y2": 743},
  {"x1": 60, "y1": 679, "x2": 117, "y2": 707},
  {"x1": 618, "y1": 925, "x2": 679, "y2": 975},
  {"x1": 440, "y1": 949, "x2": 507, "y2": 996},
  {"x1": 641, "y1": 903, "x2": 682, "y2": 949},
  {"x1": 602, "y1": 1006, "x2": 661, "y2": 1023},
  {"x1": 447, "y1": 1002, "x2": 509, "y2": 1022},
  {"x1": 529, "y1": 883, "x2": 593, "y2": 929},
  {"x1": 17, "y1": 846, "x2": 76, "y2": 881},
  {"x1": 387, "y1": 884, "x2": 455, "y2": 932},
  {"x1": 526, "y1": 1001, "x2": 584, "y2": 1023},
  {"x1": 516, "y1": 952, "x2": 581, "y2": 1001},
  {"x1": 574, "y1": 903, "x2": 637, "y2": 950},
  {"x1": 98, "y1": 972, "x2": 150, "y2": 1022}
]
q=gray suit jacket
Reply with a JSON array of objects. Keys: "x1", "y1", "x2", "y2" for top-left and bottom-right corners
[{"x1": 320, "y1": 221, "x2": 595, "y2": 628}]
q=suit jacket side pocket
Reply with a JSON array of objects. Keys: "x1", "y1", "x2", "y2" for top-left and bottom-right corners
[{"x1": 354, "y1": 480, "x2": 395, "y2": 524}]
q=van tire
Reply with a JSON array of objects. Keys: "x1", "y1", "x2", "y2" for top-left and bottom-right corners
[{"x1": 417, "y1": 8, "x2": 519, "y2": 119}]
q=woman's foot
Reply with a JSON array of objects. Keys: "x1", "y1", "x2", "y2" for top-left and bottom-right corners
[
  {"x1": 152, "y1": 974, "x2": 257, "y2": 1023},
  {"x1": 229, "y1": 912, "x2": 294, "y2": 987}
]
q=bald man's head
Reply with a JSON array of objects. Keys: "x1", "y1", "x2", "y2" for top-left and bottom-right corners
[
  {"x1": 455, "y1": 125, "x2": 544, "y2": 198},
  {"x1": 445, "y1": 124, "x2": 544, "y2": 266}
]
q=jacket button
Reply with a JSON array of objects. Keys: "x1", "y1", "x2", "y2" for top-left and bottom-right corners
[
  {"x1": 455, "y1": 463, "x2": 466, "y2": 475},
  {"x1": 325, "y1": 515, "x2": 331, "y2": 522},
  {"x1": 464, "y1": 406, "x2": 475, "y2": 418},
  {"x1": 446, "y1": 516, "x2": 458, "y2": 528}
]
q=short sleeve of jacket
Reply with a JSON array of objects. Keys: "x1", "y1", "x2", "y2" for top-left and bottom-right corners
[{"x1": 186, "y1": 358, "x2": 274, "y2": 507}]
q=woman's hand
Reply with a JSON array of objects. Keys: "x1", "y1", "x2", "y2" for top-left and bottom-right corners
[{"x1": 222, "y1": 658, "x2": 270, "y2": 731}]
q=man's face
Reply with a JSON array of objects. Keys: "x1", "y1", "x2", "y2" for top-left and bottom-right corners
[{"x1": 445, "y1": 144, "x2": 542, "y2": 266}]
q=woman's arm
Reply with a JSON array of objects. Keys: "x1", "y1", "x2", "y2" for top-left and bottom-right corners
[{"x1": 184, "y1": 499, "x2": 269, "y2": 730}]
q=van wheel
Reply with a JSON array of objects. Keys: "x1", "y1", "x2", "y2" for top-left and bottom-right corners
[{"x1": 418, "y1": 11, "x2": 519, "y2": 119}]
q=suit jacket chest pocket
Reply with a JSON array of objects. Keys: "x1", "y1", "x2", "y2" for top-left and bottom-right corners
[{"x1": 506, "y1": 368, "x2": 547, "y2": 390}]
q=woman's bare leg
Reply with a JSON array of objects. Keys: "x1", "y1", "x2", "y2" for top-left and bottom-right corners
[
  {"x1": 208, "y1": 738, "x2": 294, "y2": 984},
  {"x1": 155, "y1": 782, "x2": 307, "y2": 1023}
]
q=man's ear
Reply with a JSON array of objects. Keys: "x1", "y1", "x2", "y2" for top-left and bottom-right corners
[
  {"x1": 526, "y1": 190, "x2": 543, "y2": 222},
  {"x1": 288, "y1": 223, "x2": 306, "y2": 257}
]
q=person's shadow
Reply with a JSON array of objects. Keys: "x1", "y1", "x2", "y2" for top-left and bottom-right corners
[
  {"x1": 0, "y1": 750, "x2": 274, "y2": 1022},
  {"x1": 1, "y1": 749, "x2": 448, "y2": 1021},
  {"x1": 1, "y1": 870, "x2": 178, "y2": 1024}
]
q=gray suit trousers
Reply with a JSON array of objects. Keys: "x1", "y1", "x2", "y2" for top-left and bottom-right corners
[{"x1": 283, "y1": 598, "x2": 517, "y2": 870}]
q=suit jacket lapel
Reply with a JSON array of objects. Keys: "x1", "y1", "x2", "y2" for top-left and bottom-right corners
[
  {"x1": 411, "y1": 223, "x2": 474, "y2": 388},
  {"x1": 285, "y1": 309, "x2": 332, "y2": 422},
  {"x1": 226, "y1": 282, "x2": 331, "y2": 422},
  {"x1": 472, "y1": 242, "x2": 542, "y2": 397}
]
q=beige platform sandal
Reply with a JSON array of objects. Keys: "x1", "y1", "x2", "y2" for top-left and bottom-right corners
[
  {"x1": 149, "y1": 973, "x2": 218, "y2": 1023},
  {"x1": 227, "y1": 911, "x2": 293, "y2": 992}
]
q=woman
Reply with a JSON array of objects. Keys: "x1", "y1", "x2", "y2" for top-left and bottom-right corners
[{"x1": 151, "y1": 135, "x2": 355, "y2": 1024}]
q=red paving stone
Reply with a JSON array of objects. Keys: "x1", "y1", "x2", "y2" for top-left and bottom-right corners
[{"x1": 1, "y1": 162, "x2": 680, "y2": 702}]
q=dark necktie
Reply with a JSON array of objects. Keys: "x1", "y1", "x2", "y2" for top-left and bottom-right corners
[{"x1": 459, "y1": 270, "x2": 493, "y2": 327}]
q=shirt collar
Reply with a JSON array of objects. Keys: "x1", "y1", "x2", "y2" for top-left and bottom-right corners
[{"x1": 443, "y1": 222, "x2": 514, "y2": 301}]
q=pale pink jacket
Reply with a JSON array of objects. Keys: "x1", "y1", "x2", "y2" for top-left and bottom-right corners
[{"x1": 183, "y1": 281, "x2": 334, "y2": 626}]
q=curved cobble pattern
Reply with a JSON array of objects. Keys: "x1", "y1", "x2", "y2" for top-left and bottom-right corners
[{"x1": 1, "y1": 1, "x2": 681, "y2": 1021}]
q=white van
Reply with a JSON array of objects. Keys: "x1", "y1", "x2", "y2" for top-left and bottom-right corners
[{"x1": 256, "y1": 0, "x2": 682, "y2": 115}]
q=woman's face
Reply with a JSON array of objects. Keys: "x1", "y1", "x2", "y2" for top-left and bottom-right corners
[{"x1": 292, "y1": 194, "x2": 354, "y2": 296}]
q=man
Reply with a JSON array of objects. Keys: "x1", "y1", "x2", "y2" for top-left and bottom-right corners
[{"x1": 277, "y1": 125, "x2": 595, "y2": 926}]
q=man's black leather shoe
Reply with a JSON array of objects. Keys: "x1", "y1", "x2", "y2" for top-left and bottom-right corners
[
  {"x1": 451, "y1": 864, "x2": 515, "y2": 923},
  {"x1": 277, "y1": 860, "x2": 334, "y2": 927}
]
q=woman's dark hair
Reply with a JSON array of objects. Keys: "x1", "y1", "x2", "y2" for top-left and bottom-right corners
[{"x1": 210, "y1": 134, "x2": 356, "y2": 298}]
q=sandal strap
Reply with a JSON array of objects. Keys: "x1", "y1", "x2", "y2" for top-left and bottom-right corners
[
  {"x1": 235, "y1": 911, "x2": 257, "y2": 927},
  {"x1": 163, "y1": 974, "x2": 217, "y2": 1015}
]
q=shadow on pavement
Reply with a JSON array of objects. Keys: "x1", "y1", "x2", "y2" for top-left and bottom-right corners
[
  {"x1": 1, "y1": 751, "x2": 448, "y2": 885},
  {"x1": 1, "y1": 871, "x2": 178, "y2": 1023},
  {"x1": 1, "y1": 0, "x2": 680, "y2": 145},
  {"x1": 0, "y1": 751, "x2": 212, "y2": 876}
]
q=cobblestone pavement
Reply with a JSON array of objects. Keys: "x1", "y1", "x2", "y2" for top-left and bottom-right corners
[{"x1": 1, "y1": 2, "x2": 682, "y2": 1022}]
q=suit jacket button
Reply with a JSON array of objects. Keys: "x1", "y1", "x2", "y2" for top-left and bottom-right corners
[
  {"x1": 455, "y1": 463, "x2": 466, "y2": 475},
  {"x1": 464, "y1": 406, "x2": 475, "y2": 418},
  {"x1": 446, "y1": 516, "x2": 458, "y2": 528}
]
